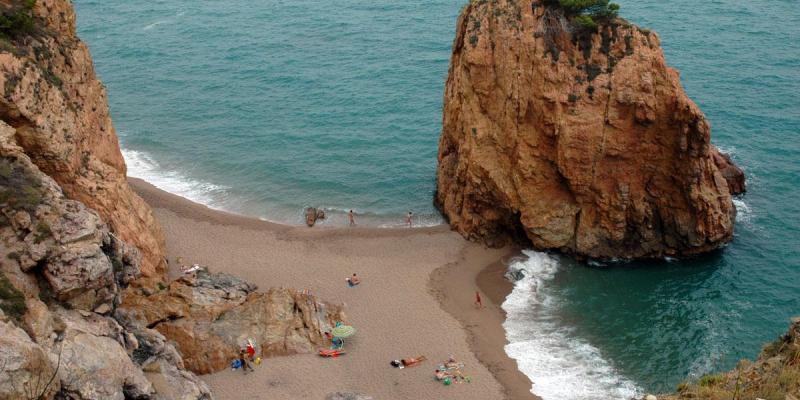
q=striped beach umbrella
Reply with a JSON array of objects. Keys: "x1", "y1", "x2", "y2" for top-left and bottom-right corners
[{"x1": 331, "y1": 325, "x2": 356, "y2": 338}]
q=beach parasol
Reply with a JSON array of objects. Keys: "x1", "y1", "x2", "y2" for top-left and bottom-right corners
[{"x1": 331, "y1": 325, "x2": 356, "y2": 338}]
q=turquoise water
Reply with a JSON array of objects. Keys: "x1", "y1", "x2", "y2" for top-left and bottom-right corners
[{"x1": 74, "y1": 0, "x2": 799, "y2": 397}]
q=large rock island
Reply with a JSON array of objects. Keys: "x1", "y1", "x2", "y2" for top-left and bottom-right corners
[{"x1": 436, "y1": 0, "x2": 745, "y2": 259}]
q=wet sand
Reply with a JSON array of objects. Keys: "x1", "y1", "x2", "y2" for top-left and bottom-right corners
[{"x1": 130, "y1": 178, "x2": 536, "y2": 400}]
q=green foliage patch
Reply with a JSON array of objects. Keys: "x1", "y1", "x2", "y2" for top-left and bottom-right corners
[
  {"x1": 0, "y1": 0, "x2": 37, "y2": 40},
  {"x1": 0, "y1": 158, "x2": 45, "y2": 212},
  {"x1": 544, "y1": 0, "x2": 620, "y2": 30},
  {"x1": 0, "y1": 272, "x2": 27, "y2": 322}
]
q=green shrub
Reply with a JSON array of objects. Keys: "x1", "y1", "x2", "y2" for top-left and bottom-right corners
[
  {"x1": 34, "y1": 220, "x2": 51, "y2": 243},
  {"x1": 0, "y1": 0, "x2": 37, "y2": 40},
  {"x1": 698, "y1": 373, "x2": 725, "y2": 387},
  {"x1": 0, "y1": 158, "x2": 44, "y2": 212},
  {"x1": 574, "y1": 14, "x2": 597, "y2": 29},
  {"x1": 0, "y1": 272, "x2": 27, "y2": 322},
  {"x1": 543, "y1": 0, "x2": 620, "y2": 30}
]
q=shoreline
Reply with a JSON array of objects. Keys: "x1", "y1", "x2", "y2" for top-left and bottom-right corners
[
  {"x1": 430, "y1": 249, "x2": 538, "y2": 400},
  {"x1": 129, "y1": 177, "x2": 536, "y2": 399}
]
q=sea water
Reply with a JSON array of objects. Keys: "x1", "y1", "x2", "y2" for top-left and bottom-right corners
[{"x1": 74, "y1": 0, "x2": 799, "y2": 398}]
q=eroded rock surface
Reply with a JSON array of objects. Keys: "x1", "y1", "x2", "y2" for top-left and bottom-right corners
[
  {"x1": 0, "y1": 319, "x2": 60, "y2": 400},
  {"x1": 1, "y1": 119, "x2": 211, "y2": 399},
  {"x1": 1, "y1": 1, "x2": 349, "y2": 398},
  {"x1": 436, "y1": 0, "x2": 745, "y2": 259},
  {"x1": 120, "y1": 270, "x2": 346, "y2": 374},
  {"x1": 0, "y1": 0, "x2": 166, "y2": 277}
]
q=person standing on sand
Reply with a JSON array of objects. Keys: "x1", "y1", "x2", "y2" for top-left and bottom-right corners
[
  {"x1": 406, "y1": 211, "x2": 413, "y2": 227},
  {"x1": 349, "y1": 210, "x2": 356, "y2": 226},
  {"x1": 239, "y1": 349, "x2": 254, "y2": 373},
  {"x1": 474, "y1": 291, "x2": 483, "y2": 309}
]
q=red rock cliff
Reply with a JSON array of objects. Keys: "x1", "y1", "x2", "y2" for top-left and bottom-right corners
[
  {"x1": 436, "y1": 0, "x2": 744, "y2": 259},
  {"x1": 0, "y1": 0, "x2": 166, "y2": 276}
]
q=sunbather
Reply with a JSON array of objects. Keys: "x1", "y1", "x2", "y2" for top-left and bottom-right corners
[
  {"x1": 346, "y1": 273, "x2": 360, "y2": 286},
  {"x1": 181, "y1": 264, "x2": 201, "y2": 274},
  {"x1": 401, "y1": 355, "x2": 426, "y2": 367},
  {"x1": 444, "y1": 356, "x2": 462, "y2": 369},
  {"x1": 434, "y1": 369, "x2": 453, "y2": 381}
]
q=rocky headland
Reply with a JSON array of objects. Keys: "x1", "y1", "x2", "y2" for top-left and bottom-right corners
[
  {"x1": 0, "y1": 1, "x2": 345, "y2": 399},
  {"x1": 650, "y1": 318, "x2": 799, "y2": 400},
  {"x1": 435, "y1": 0, "x2": 746, "y2": 259}
]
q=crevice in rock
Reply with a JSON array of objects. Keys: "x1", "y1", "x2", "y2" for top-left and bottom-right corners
[{"x1": 145, "y1": 314, "x2": 183, "y2": 330}]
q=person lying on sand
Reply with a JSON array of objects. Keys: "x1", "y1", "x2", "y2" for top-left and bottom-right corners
[
  {"x1": 444, "y1": 356, "x2": 462, "y2": 369},
  {"x1": 435, "y1": 369, "x2": 454, "y2": 381},
  {"x1": 346, "y1": 273, "x2": 360, "y2": 286},
  {"x1": 401, "y1": 355, "x2": 426, "y2": 367},
  {"x1": 181, "y1": 264, "x2": 202, "y2": 274}
]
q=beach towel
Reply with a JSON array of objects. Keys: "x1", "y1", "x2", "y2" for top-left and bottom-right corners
[{"x1": 319, "y1": 349, "x2": 345, "y2": 358}]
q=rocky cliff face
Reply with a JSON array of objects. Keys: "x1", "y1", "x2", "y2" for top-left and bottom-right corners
[
  {"x1": 0, "y1": 0, "x2": 166, "y2": 277},
  {"x1": 0, "y1": 122, "x2": 212, "y2": 400},
  {"x1": 436, "y1": 0, "x2": 745, "y2": 259},
  {"x1": 0, "y1": 2, "x2": 349, "y2": 399}
]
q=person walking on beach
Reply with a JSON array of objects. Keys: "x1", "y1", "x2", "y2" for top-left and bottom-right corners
[
  {"x1": 406, "y1": 211, "x2": 413, "y2": 227},
  {"x1": 474, "y1": 291, "x2": 483, "y2": 309},
  {"x1": 349, "y1": 210, "x2": 356, "y2": 226}
]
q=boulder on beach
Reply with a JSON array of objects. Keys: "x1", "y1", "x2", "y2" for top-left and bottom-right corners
[{"x1": 305, "y1": 207, "x2": 327, "y2": 227}]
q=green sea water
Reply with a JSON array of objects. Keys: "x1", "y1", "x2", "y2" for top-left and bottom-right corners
[{"x1": 74, "y1": 0, "x2": 799, "y2": 398}]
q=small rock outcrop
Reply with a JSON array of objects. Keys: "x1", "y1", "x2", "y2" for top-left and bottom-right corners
[
  {"x1": 0, "y1": 0, "x2": 166, "y2": 277},
  {"x1": 120, "y1": 270, "x2": 346, "y2": 374},
  {"x1": 711, "y1": 146, "x2": 746, "y2": 195},
  {"x1": 436, "y1": 0, "x2": 745, "y2": 259},
  {"x1": 305, "y1": 207, "x2": 327, "y2": 227}
]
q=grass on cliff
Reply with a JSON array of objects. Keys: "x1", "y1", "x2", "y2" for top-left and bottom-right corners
[
  {"x1": 0, "y1": 272, "x2": 27, "y2": 322},
  {"x1": 671, "y1": 329, "x2": 800, "y2": 400},
  {"x1": 0, "y1": 158, "x2": 44, "y2": 212},
  {"x1": 0, "y1": 0, "x2": 37, "y2": 40}
]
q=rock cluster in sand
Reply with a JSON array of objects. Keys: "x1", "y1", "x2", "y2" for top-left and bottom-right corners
[
  {"x1": 436, "y1": 0, "x2": 745, "y2": 259},
  {"x1": 121, "y1": 271, "x2": 345, "y2": 375}
]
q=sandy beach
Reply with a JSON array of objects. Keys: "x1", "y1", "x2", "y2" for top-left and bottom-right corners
[{"x1": 129, "y1": 178, "x2": 537, "y2": 400}]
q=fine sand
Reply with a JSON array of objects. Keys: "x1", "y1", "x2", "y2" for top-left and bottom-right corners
[{"x1": 130, "y1": 178, "x2": 537, "y2": 400}]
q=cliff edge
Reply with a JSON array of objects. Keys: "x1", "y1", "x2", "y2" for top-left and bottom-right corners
[
  {"x1": 0, "y1": 0, "x2": 166, "y2": 277},
  {"x1": 436, "y1": 0, "x2": 745, "y2": 259}
]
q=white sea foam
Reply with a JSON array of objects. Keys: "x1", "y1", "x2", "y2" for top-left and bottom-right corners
[
  {"x1": 143, "y1": 21, "x2": 165, "y2": 31},
  {"x1": 123, "y1": 149, "x2": 445, "y2": 228},
  {"x1": 732, "y1": 198, "x2": 752, "y2": 224},
  {"x1": 502, "y1": 251, "x2": 642, "y2": 400},
  {"x1": 122, "y1": 149, "x2": 228, "y2": 209}
]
